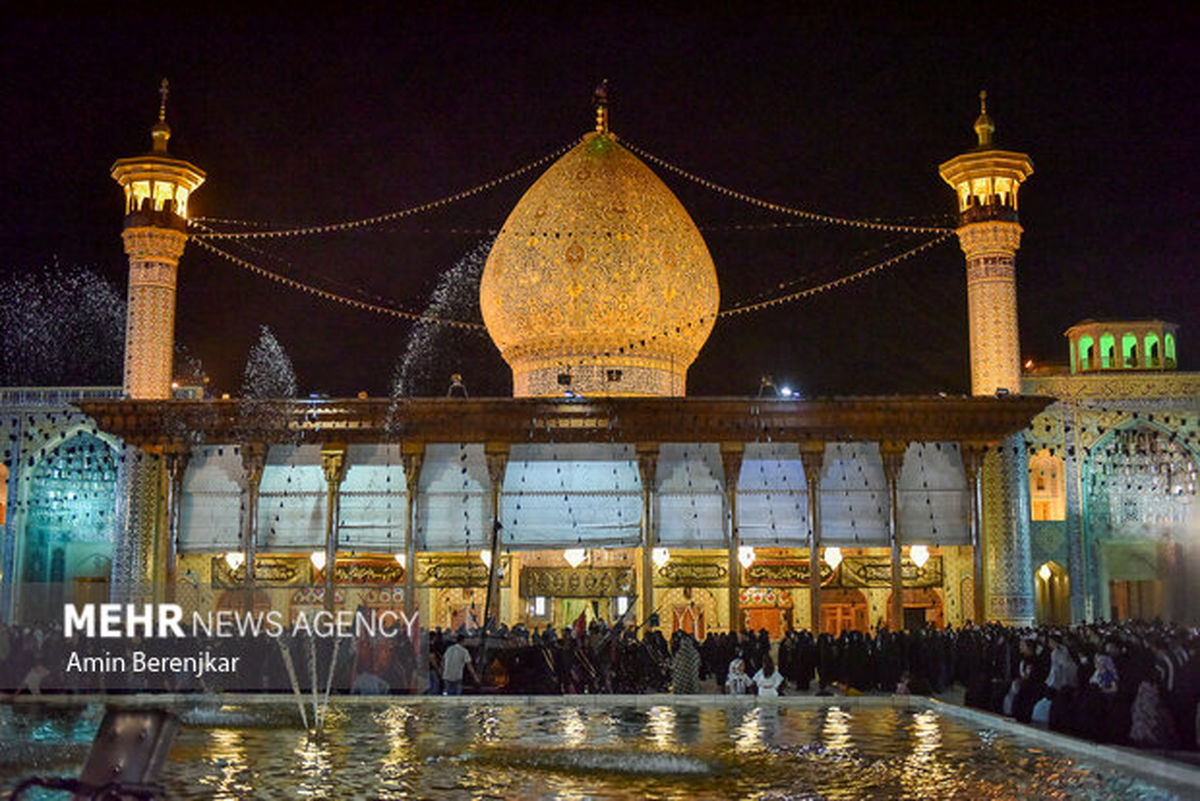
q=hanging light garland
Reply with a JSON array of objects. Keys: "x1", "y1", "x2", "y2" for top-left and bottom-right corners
[
  {"x1": 191, "y1": 140, "x2": 580, "y2": 240},
  {"x1": 622, "y1": 140, "x2": 954, "y2": 234}
]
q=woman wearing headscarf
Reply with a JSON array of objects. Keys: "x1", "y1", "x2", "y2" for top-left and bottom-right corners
[
  {"x1": 671, "y1": 633, "x2": 701, "y2": 694},
  {"x1": 726, "y1": 655, "x2": 754, "y2": 695},
  {"x1": 752, "y1": 654, "x2": 784, "y2": 698},
  {"x1": 1130, "y1": 680, "x2": 1181, "y2": 749}
]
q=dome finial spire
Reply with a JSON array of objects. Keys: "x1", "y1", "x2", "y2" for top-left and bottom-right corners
[
  {"x1": 151, "y1": 77, "x2": 172, "y2": 154},
  {"x1": 158, "y1": 77, "x2": 170, "y2": 122},
  {"x1": 593, "y1": 79, "x2": 610, "y2": 135},
  {"x1": 974, "y1": 88, "x2": 995, "y2": 148}
]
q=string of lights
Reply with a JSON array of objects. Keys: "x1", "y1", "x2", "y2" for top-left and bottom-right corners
[
  {"x1": 190, "y1": 140, "x2": 580, "y2": 240},
  {"x1": 716, "y1": 232, "x2": 955, "y2": 317},
  {"x1": 195, "y1": 220, "x2": 834, "y2": 238},
  {"x1": 190, "y1": 219, "x2": 399, "y2": 303},
  {"x1": 622, "y1": 140, "x2": 955, "y2": 234},
  {"x1": 188, "y1": 209, "x2": 952, "y2": 352},
  {"x1": 189, "y1": 236, "x2": 486, "y2": 331},
  {"x1": 722, "y1": 232, "x2": 931, "y2": 309},
  {"x1": 552, "y1": 230, "x2": 955, "y2": 374}
]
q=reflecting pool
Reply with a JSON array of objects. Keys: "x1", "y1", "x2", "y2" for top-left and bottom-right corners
[{"x1": 0, "y1": 701, "x2": 1191, "y2": 799}]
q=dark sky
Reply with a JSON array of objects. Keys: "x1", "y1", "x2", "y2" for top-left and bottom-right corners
[{"x1": 3, "y1": 4, "x2": 1196, "y2": 397}]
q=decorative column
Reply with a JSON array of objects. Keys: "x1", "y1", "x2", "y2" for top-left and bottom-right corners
[
  {"x1": 163, "y1": 446, "x2": 189, "y2": 603},
  {"x1": 881, "y1": 443, "x2": 907, "y2": 631},
  {"x1": 799, "y1": 443, "x2": 825, "y2": 633},
  {"x1": 721, "y1": 443, "x2": 744, "y2": 634},
  {"x1": 319, "y1": 443, "x2": 347, "y2": 611},
  {"x1": 240, "y1": 443, "x2": 266, "y2": 587},
  {"x1": 938, "y1": 91, "x2": 1033, "y2": 397},
  {"x1": 401, "y1": 443, "x2": 424, "y2": 618},
  {"x1": 111, "y1": 80, "x2": 205, "y2": 400},
  {"x1": 960, "y1": 443, "x2": 986, "y2": 624},
  {"x1": 636, "y1": 444, "x2": 658, "y2": 627},
  {"x1": 509, "y1": 552, "x2": 522, "y2": 623},
  {"x1": 980, "y1": 437, "x2": 1036, "y2": 626},
  {"x1": 111, "y1": 448, "x2": 162, "y2": 604},
  {"x1": 481, "y1": 443, "x2": 508, "y2": 630},
  {"x1": 1061, "y1": 404, "x2": 1088, "y2": 622}
]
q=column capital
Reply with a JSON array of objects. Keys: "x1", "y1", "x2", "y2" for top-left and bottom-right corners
[
  {"x1": 163, "y1": 445, "x2": 190, "y2": 479},
  {"x1": 798, "y1": 441, "x2": 825, "y2": 488},
  {"x1": 319, "y1": 442, "x2": 348, "y2": 487},
  {"x1": 719, "y1": 442, "x2": 744, "y2": 491},
  {"x1": 959, "y1": 441, "x2": 987, "y2": 480},
  {"x1": 879, "y1": 440, "x2": 907, "y2": 483},
  {"x1": 636, "y1": 443, "x2": 658, "y2": 489},
  {"x1": 241, "y1": 442, "x2": 267, "y2": 485},
  {"x1": 484, "y1": 442, "x2": 509, "y2": 486},
  {"x1": 401, "y1": 443, "x2": 425, "y2": 495}
]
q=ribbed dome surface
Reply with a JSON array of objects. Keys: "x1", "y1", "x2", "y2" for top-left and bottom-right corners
[{"x1": 481, "y1": 132, "x2": 719, "y2": 397}]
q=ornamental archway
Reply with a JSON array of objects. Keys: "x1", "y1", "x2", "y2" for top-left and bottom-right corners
[
  {"x1": 1084, "y1": 423, "x2": 1198, "y2": 623},
  {"x1": 17, "y1": 432, "x2": 118, "y2": 623},
  {"x1": 1034, "y1": 561, "x2": 1070, "y2": 626},
  {"x1": 820, "y1": 588, "x2": 869, "y2": 635},
  {"x1": 885, "y1": 587, "x2": 944, "y2": 631}
]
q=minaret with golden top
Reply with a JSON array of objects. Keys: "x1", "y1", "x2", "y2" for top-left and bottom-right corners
[
  {"x1": 111, "y1": 80, "x2": 205, "y2": 399},
  {"x1": 939, "y1": 91, "x2": 1033, "y2": 396}
]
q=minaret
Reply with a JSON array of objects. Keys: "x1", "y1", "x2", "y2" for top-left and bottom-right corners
[
  {"x1": 111, "y1": 80, "x2": 205, "y2": 399},
  {"x1": 939, "y1": 91, "x2": 1033, "y2": 396}
]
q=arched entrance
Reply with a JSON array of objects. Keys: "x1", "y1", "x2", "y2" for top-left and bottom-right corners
[
  {"x1": 1035, "y1": 561, "x2": 1070, "y2": 625},
  {"x1": 1085, "y1": 424, "x2": 1198, "y2": 623},
  {"x1": 17, "y1": 433, "x2": 117, "y2": 622},
  {"x1": 885, "y1": 588, "x2": 945, "y2": 631},
  {"x1": 820, "y1": 588, "x2": 869, "y2": 635},
  {"x1": 740, "y1": 587, "x2": 793, "y2": 639}
]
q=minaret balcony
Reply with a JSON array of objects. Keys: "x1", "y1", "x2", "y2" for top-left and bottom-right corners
[
  {"x1": 123, "y1": 206, "x2": 188, "y2": 233},
  {"x1": 959, "y1": 201, "x2": 1018, "y2": 226}
]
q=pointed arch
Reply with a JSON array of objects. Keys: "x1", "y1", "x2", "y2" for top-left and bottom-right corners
[{"x1": 1029, "y1": 449, "x2": 1066, "y2": 521}]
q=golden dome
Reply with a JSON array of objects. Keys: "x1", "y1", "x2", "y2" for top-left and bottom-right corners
[{"x1": 481, "y1": 131, "x2": 719, "y2": 397}]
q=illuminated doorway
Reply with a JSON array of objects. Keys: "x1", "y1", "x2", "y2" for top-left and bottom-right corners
[
  {"x1": 820, "y1": 588, "x2": 868, "y2": 635},
  {"x1": 672, "y1": 602, "x2": 706, "y2": 639},
  {"x1": 885, "y1": 588, "x2": 945, "y2": 631},
  {"x1": 1109, "y1": 579, "x2": 1163, "y2": 621},
  {"x1": 1035, "y1": 561, "x2": 1071, "y2": 625}
]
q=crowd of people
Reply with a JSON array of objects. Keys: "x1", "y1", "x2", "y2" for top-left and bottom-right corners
[{"x1": 2, "y1": 615, "x2": 1197, "y2": 752}]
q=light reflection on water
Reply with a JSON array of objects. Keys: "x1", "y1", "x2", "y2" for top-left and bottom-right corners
[
  {"x1": 822, "y1": 705, "x2": 852, "y2": 754},
  {"x1": 0, "y1": 703, "x2": 1190, "y2": 800},
  {"x1": 646, "y1": 704, "x2": 675, "y2": 749},
  {"x1": 202, "y1": 727, "x2": 251, "y2": 800}
]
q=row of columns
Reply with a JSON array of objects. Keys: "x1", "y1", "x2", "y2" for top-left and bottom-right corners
[{"x1": 152, "y1": 438, "x2": 1025, "y2": 630}]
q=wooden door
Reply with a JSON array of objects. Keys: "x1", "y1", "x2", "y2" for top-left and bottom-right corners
[
  {"x1": 673, "y1": 604, "x2": 705, "y2": 639},
  {"x1": 743, "y1": 608, "x2": 785, "y2": 639},
  {"x1": 821, "y1": 604, "x2": 854, "y2": 636}
]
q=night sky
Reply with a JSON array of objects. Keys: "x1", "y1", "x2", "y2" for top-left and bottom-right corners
[{"x1": 3, "y1": 5, "x2": 1196, "y2": 398}]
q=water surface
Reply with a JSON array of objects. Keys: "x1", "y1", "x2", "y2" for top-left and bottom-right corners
[{"x1": 0, "y1": 702, "x2": 1187, "y2": 799}]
